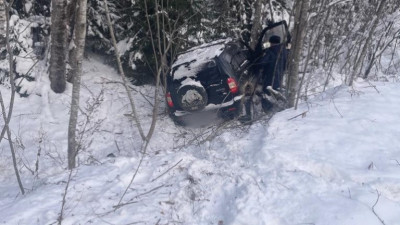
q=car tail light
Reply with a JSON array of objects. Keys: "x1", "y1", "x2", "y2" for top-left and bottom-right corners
[
  {"x1": 227, "y1": 78, "x2": 238, "y2": 94},
  {"x1": 166, "y1": 92, "x2": 174, "y2": 108}
]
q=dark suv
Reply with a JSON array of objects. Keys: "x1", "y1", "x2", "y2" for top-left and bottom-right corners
[
  {"x1": 165, "y1": 21, "x2": 291, "y2": 126},
  {"x1": 165, "y1": 39, "x2": 249, "y2": 126}
]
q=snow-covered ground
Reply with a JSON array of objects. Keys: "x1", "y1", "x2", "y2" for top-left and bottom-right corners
[{"x1": 0, "y1": 57, "x2": 400, "y2": 225}]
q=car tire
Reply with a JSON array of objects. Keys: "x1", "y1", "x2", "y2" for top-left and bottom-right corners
[{"x1": 177, "y1": 84, "x2": 208, "y2": 112}]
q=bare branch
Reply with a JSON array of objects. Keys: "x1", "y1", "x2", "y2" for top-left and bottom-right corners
[
  {"x1": 371, "y1": 189, "x2": 386, "y2": 225},
  {"x1": 113, "y1": 184, "x2": 165, "y2": 210},
  {"x1": 288, "y1": 111, "x2": 308, "y2": 121},
  {"x1": 0, "y1": 0, "x2": 24, "y2": 195},
  {"x1": 103, "y1": 0, "x2": 145, "y2": 141},
  {"x1": 57, "y1": 169, "x2": 74, "y2": 225},
  {"x1": 151, "y1": 159, "x2": 183, "y2": 182}
]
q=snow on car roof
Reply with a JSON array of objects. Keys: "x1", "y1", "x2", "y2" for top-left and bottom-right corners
[{"x1": 171, "y1": 39, "x2": 231, "y2": 80}]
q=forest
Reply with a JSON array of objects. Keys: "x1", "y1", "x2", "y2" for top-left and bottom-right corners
[{"x1": 0, "y1": 0, "x2": 400, "y2": 224}]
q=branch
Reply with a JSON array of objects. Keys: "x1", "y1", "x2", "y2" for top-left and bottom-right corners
[
  {"x1": 331, "y1": 98, "x2": 343, "y2": 118},
  {"x1": 151, "y1": 159, "x2": 183, "y2": 182},
  {"x1": 288, "y1": 111, "x2": 308, "y2": 121},
  {"x1": 0, "y1": 0, "x2": 16, "y2": 144},
  {"x1": 57, "y1": 169, "x2": 74, "y2": 225},
  {"x1": 116, "y1": 140, "x2": 150, "y2": 206},
  {"x1": 113, "y1": 184, "x2": 164, "y2": 210},
  {"x1": 371, "y1": 189, "x2": 385, "y2": 225},
  {"x1": 0, "y1": 0, "x2": 24, "y2": 195},
  {"x1": 391, "y1": 159, "x2": 400, "y2": 166},
  {"x1": 103, "y1": 0, "x2": 145, "y2": 141},
  {"x1": 365, "y1": 81, "x2": 380, "y2": 94}
]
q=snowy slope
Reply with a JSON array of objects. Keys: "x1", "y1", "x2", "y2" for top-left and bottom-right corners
[{"x1": 0, "y1": 58, "x2": 400, "y2": 225}]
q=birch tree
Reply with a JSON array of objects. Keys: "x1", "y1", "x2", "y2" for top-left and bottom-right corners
[
  {"x1": 287, "y1": 0, "x2": 310, "y2": 108},
  {"x1": 67, "y1": 0, "x2": 87, "y2": 169},
  {"x1": 249, "y1": 0, "x2": 263, "y2": 50}
]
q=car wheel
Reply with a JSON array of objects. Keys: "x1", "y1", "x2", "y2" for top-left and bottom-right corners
[{"x1": 177, "y1": 84, "x2": 208, "y2": 112}]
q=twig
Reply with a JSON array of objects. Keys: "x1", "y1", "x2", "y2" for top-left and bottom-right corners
[
  {"x1": 116, "y1": 140, "x2": 149, "y2": 207},
  {"x1": 113, "y1": 184, "x2": 165, "y2": 210},
  {"x1": 103, "y1": 0, "x2": 145, "y2": 141},
  {"x1": 57, "y1": 169, "x2": 74, "y2": 225},
  {"x1": 151, "y1": 159, "x2": 183, "y2": 182},
  {"x1": 391, "y1": 159, "x2": 400, "y2": 166},
  {"x1": 288, "y1": 111, "x2": 308, "y2": 121},
  {"x1": 15, "y1": 59, "x2": 40, "y2": 87},
  {"x1": 348, "y1": 187, "x2": 352, "y2": 199},
  {"x1": 331, "y1": 98, "x2": 343, "y2": 118},
  {"x1": 366, "y1": 81, "x2": 381, "y2": 94},
  {"x1": 372, "y1": 189, "x2": 386, "y2": 225},
  {"x1": 114, "y1": 140, "x2": 121, "y2": 153}
]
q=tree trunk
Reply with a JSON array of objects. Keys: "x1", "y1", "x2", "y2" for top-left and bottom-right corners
[
  {"x1": 49, "y1": 0, "x2": 67, "y2": 93},
  {"x1": 287, "y1": 0, "x2": 310, "y2": 109},
  {"x1": 249, "y1": 0, "x2": 263, "y2": 50},
  {"x1": 66, "y1": 0, "x2": 78, "y2": 82},
  {"x1": 0, "y1": 0, "x2": 25, "y2": 195},
  {"x1": 67, "y1": 0, "x2": 87, "y2": 170},
  {"x1": 0, "y1": 1, "x2": 5, "y2": 46}
]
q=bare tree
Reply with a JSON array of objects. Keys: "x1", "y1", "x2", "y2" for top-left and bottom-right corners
[
  {"x1": 249, "y1": 0, "x2": 263, "y2": 50},
  {"x1": 347, "y1": 0, "x2": 387, "y2": 86},
  {"x1": 297, "y1": 0, "x2": 330, "y2": 102},
  {"x1": 0, "y1": 1, "x2": 5, "y2": 46},
  {"x1": 103, "y1": 0, "x2": 145, "y2": 141},
  {"x1": 67, "y1": 0, "x2": 87, "y2": 169},
  {"x1": 102, "y1": 0, "x2": 180, "y2": 206},
  {"x1": 0, "y1": 0, "x2": 24, "y2": 195},
  {"x1": 287, "y1": 0, "x2": 310, "y2": 109},
  {"x1": 49, "y1": 0, "x2": 68, "y2": 93}
]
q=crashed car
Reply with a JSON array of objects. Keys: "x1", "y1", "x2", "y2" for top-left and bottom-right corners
[
  {"x1": 165, "y1": 21, "x2": 290, "y2": 126},
  {"x1": 165, "y1": 39, "x2": 249, "y2": 126}
]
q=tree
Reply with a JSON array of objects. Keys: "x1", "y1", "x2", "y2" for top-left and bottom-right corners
[
  {"x1": 287, "y1": 0, "x2": 310, "y2": 108},
  {"x1": 67, "y1": 0, "x2": 88, "y2": 169},
  {"x1": 0, "y1": 1, "x2": 5, "y2": 46},
  {"x1": 348, "y1": 0, "x2": 387, "y2": 85},
  {"x1": 49, "y1": 0, "x2": 67, "y2": 93},
  {"x1": 0, "y1": 0, "x2": 25, "y2": 195},
  {"x1": 249, "y1": 0, "x2": 263, "y2": 50}
]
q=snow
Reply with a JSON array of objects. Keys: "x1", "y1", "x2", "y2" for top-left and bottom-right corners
[
  {"x1": 1, "y1": 57, "x2": 400, "y2": 225},
  {"x1": 116, "y1": 37, "x2": 134, "y2": 56},
  {"x1": 180, "y1": 78, "x2": 203, "y2": 88},
  {"x1": 172, "y1": 39, "x2": 229, "y2": 80},
  {"x1": 24, "y1": 1, "x2": 33, "y2": 13}
]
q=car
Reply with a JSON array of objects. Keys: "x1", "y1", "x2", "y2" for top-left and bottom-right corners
[
  {"x1": 165, "y1": 39, "x2": 250, "y2": 126},
  {"x1": 165, "y1": 21, "x2": 291, "y2": 126}
]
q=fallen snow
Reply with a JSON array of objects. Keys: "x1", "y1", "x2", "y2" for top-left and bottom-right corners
[
  {"x1": 0, "y1": 57, "x2": 399, "y2": 225},
  {"x1": 172, "y1": 39, "x2": 228, "y2": 80}
]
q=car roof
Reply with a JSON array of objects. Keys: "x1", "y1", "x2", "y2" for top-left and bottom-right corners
[{"x1": 171, "y1": 39, "x2": 232, "y2": 80}]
